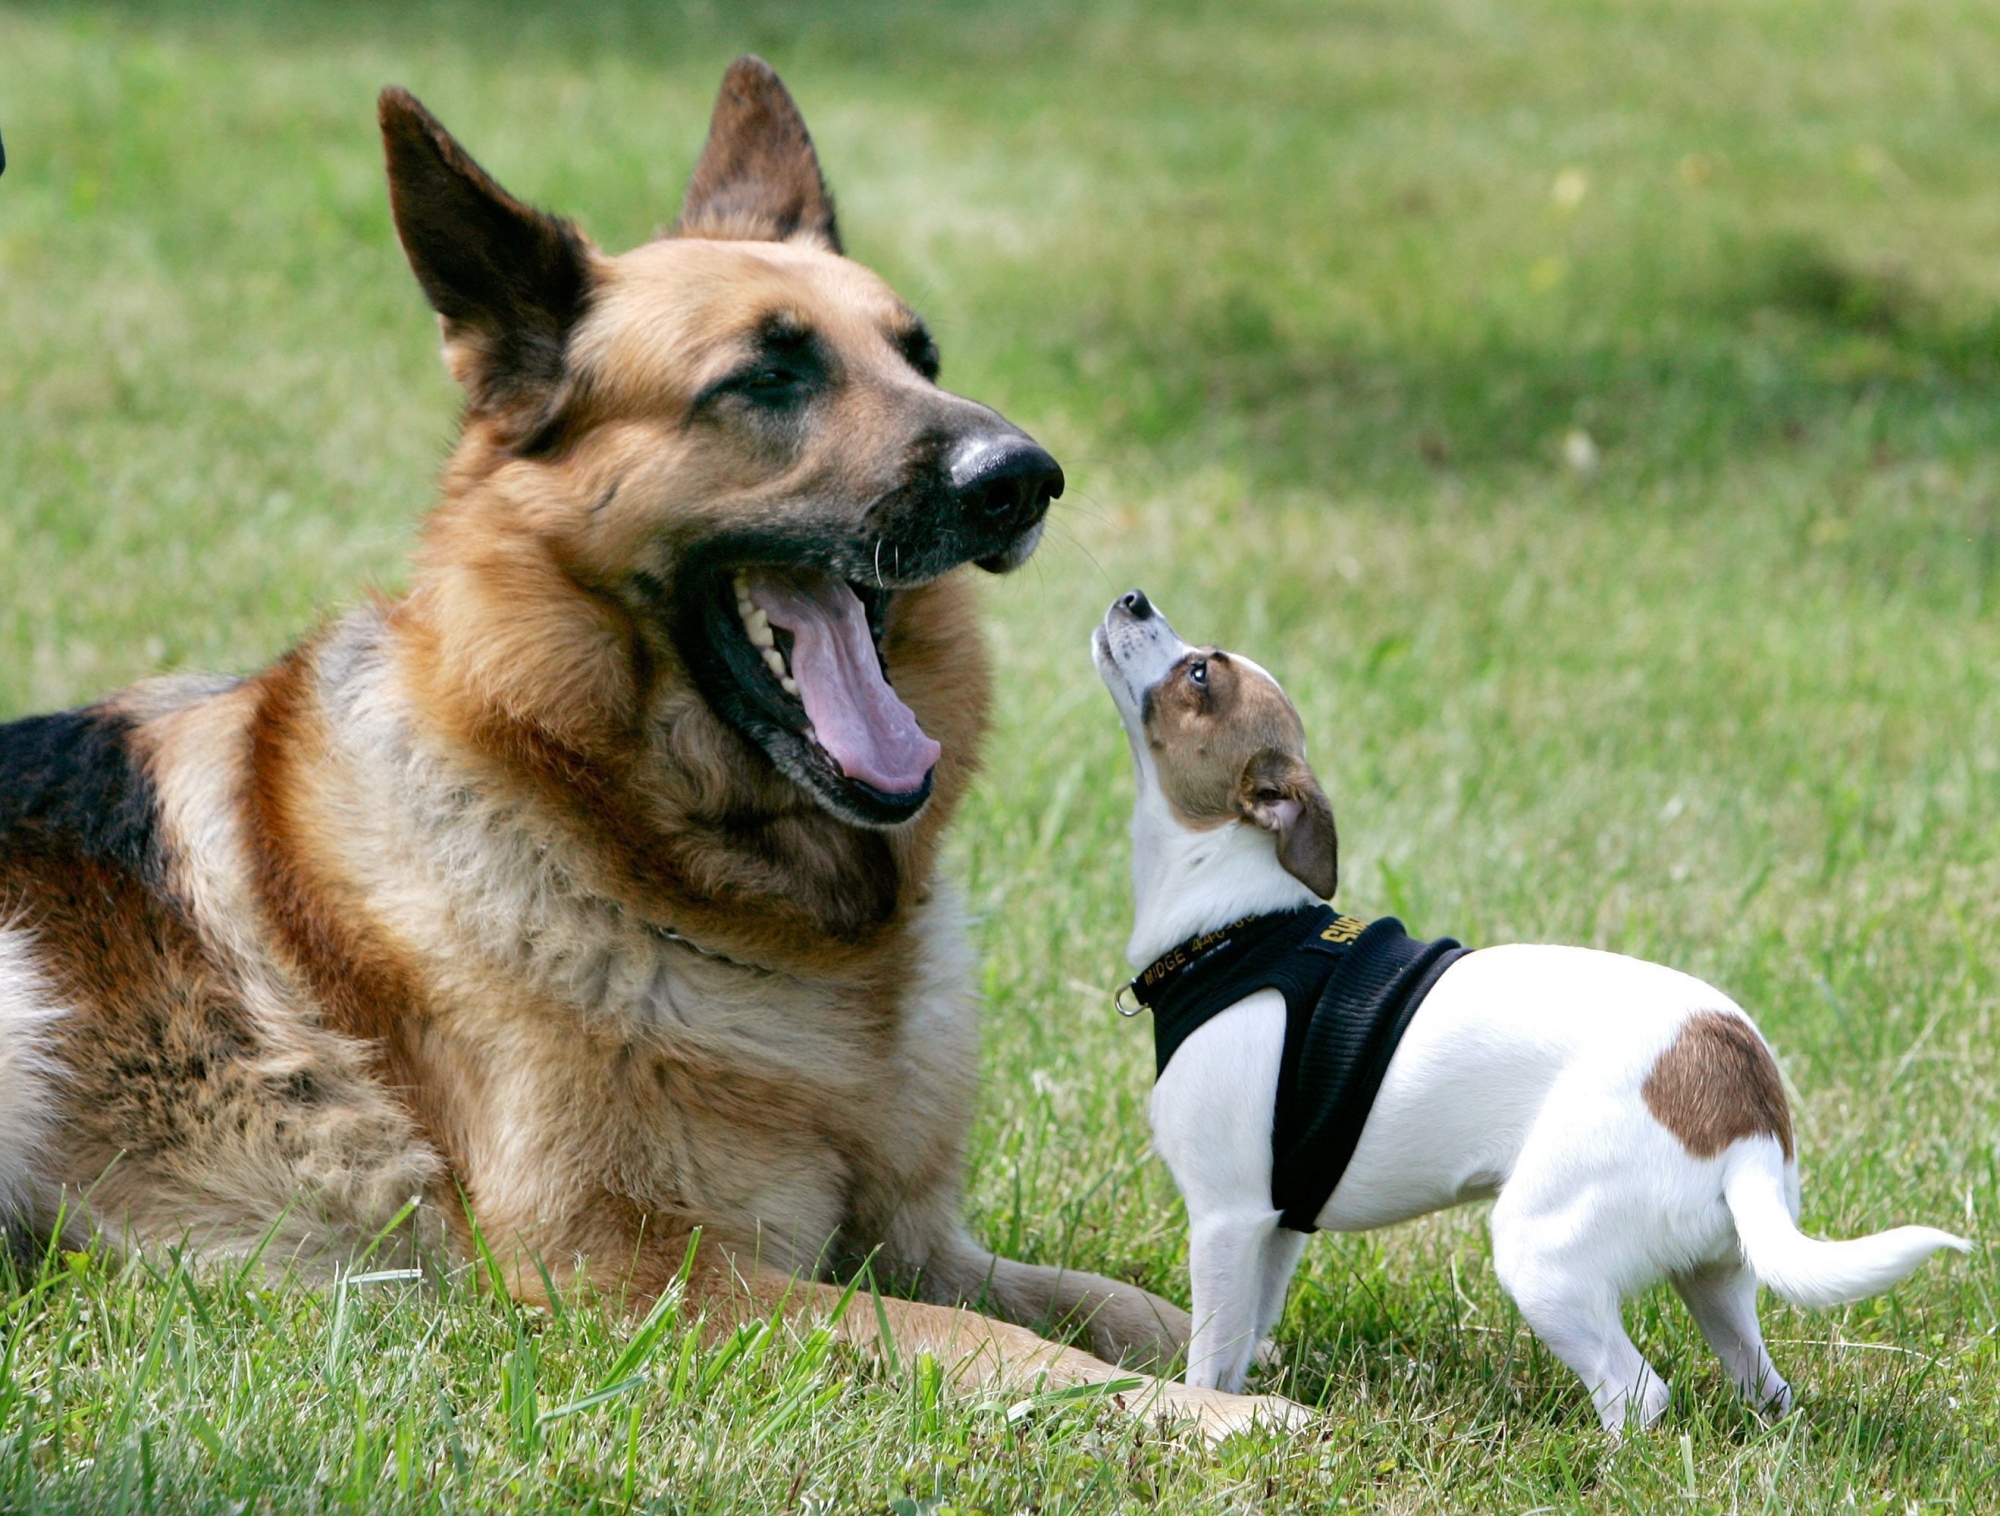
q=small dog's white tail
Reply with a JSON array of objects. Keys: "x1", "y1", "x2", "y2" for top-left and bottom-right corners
[{"x1": 1723, "y1": 1143, "x2": 1971, "y2": 1309}]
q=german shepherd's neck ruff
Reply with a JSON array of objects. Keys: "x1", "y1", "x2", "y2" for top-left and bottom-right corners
[{"x1": 0, "y1": 62, "x2": 1272, "y2": 1415}]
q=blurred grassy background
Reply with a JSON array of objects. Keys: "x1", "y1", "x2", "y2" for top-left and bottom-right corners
[{"x1": 4, "y1": 1, "x2": 2000, "y2": 1510}]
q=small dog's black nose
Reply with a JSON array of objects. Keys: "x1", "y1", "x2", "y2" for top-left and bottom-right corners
[
  {"x1": 947, "y1": 433, "x2": 1065, "y2": 536},
  {"x1": 1119, "y1": 588, "x2": 1154, "y2": 620}
]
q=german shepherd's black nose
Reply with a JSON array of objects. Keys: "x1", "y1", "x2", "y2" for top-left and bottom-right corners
[{"x1": 947, "y1": 432, "x2": 1064, "y2": 536}]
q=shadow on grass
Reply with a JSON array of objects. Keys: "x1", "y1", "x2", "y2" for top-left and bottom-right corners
[{"x1": 1070, "y1": 229, "x2": 2000, "y2": 489}]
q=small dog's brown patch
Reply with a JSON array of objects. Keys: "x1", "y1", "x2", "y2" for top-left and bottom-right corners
[
  {"x1": 1236, "y1": 746, "x2": 1337, "y2": 899},
  {"x1": 1642, "y1": 1011, "x2": 1793, "y2": 1160},
  {"x1": 1143, "y1": 651, "x2": 1305, "y2": 828},
  {"x1": 1140, "y1": 650, "x2": 1336, "y2": 896}
]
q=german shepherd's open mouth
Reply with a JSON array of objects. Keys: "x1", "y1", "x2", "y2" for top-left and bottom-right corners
[
  {"x1": 684, "y1": 510, "x2": 1047, "y2": 819},
  {"x1": 670, "y1": 476, "x2": 1058, "y2": 827},
  {"x1": 686, "y1": 560, "x2": 934, "y2": 824}
]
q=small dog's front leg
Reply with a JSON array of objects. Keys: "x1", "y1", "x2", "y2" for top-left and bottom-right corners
[
  {"x1": 1186, "y1": 1208, "x2": 1284, "y2": 1392},
  {"x1": 1254, "y1": 1226, "x2": 1310, "y2": 1347}
]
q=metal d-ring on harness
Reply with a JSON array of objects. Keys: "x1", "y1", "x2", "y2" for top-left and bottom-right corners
[{"x1": 1118, "y1": 904, "x2": 1469, "y2": 1233}]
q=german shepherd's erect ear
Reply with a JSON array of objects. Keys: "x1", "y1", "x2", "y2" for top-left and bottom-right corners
[
  {"x1": 1238, "y1": 747, "x2": 1339, "y2": 900},
  {"x1": 672, "y1": 55, "x2": 841, "y2": 252},
  {"x1": 378, "y1": 87, "x2": 595, "y2": 443}
]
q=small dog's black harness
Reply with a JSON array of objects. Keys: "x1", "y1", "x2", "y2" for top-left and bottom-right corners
[{"x1": 1124, "y1": 905, "x2": 1468, "y2": 1233}]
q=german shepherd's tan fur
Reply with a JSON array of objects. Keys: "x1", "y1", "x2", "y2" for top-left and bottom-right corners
[{"x1": 0, "y1": 58, "x2": 1291, "y2": 1435}]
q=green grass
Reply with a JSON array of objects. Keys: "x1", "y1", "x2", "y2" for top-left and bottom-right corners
[{"x1": 4, "y1": 0, "x2": 2000, "y2": 1508}]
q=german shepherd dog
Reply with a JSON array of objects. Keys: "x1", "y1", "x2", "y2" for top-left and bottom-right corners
[{"x1": 0, "y1": 59, "x2": 1292, "y2": 1435}]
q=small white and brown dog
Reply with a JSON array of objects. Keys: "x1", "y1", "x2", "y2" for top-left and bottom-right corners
[{"x1": 1092, "y1": 588, "x2": 1970, "y2": 1434}]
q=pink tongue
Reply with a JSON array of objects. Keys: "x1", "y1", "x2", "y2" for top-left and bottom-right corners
[{"x1": 745, "y1": 568, "x2": 941, "y2": 796}]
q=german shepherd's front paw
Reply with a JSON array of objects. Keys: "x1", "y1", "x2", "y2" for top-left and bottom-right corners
[
  {"x1": 1151, "y1": 1382, "x2": 1310, "y2": 1443},
  {"x1": 1082, "y1": 1285, "x2": 1193, "y2": 1372}
]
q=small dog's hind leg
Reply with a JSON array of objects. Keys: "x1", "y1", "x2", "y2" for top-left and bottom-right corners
[
  {"x1": 1671, "y1": 1258, "x2": 1791, "y2": 1417},
  {"x1": 1492, "y1": 1197, "x2": 1670, "y2": 1435},
  {"x1": 1500, "y1": 1266, "x2": 1669, "y2": 1435},
  {"x1": 1186, "y1": 1209, "x2": 1279, "y2": 1392}
]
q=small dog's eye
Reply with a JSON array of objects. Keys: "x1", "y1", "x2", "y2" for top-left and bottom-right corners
[{"x1": 1188, "y1": 661, "x2": 1207, "y2": 687}]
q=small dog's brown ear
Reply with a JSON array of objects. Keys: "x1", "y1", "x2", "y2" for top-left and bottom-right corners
[
  {"x1": 673, "y1": 56, "x2": 841, "y2": 252},
  {"x1": 1238, "y1": 748, "x2": 1338, "y2": 900},
  {"x1": 378, "y1": 87, "x2": 594, "y2": 430}
]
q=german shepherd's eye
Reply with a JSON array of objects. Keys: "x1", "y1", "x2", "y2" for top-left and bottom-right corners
[
  {"x1": 692, "y1": 359, "x2": 822, "y2": 418},
  {"x1": 735, "y1": 365, "x2": 814, "y2": 406},
  {"x1": 695, "y1": 318, "x2": 829, "y2": 416},
  {"x1": 894, "y1": 323, "x2": 940, "y2": 382}
]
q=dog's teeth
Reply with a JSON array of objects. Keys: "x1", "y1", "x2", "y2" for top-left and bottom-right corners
[
  {"x1": 780, "y1": 675, "x2": 799, "y2": 696},
  {"x1": 746, "y1": 610, "x2": 774, "y2": 648},
  {"x1": 763, "y1": 648, "x2": 786, "y2": 678},
  {"x1": 733, "y1": 571, "x2": 749, "y2": 600}
]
